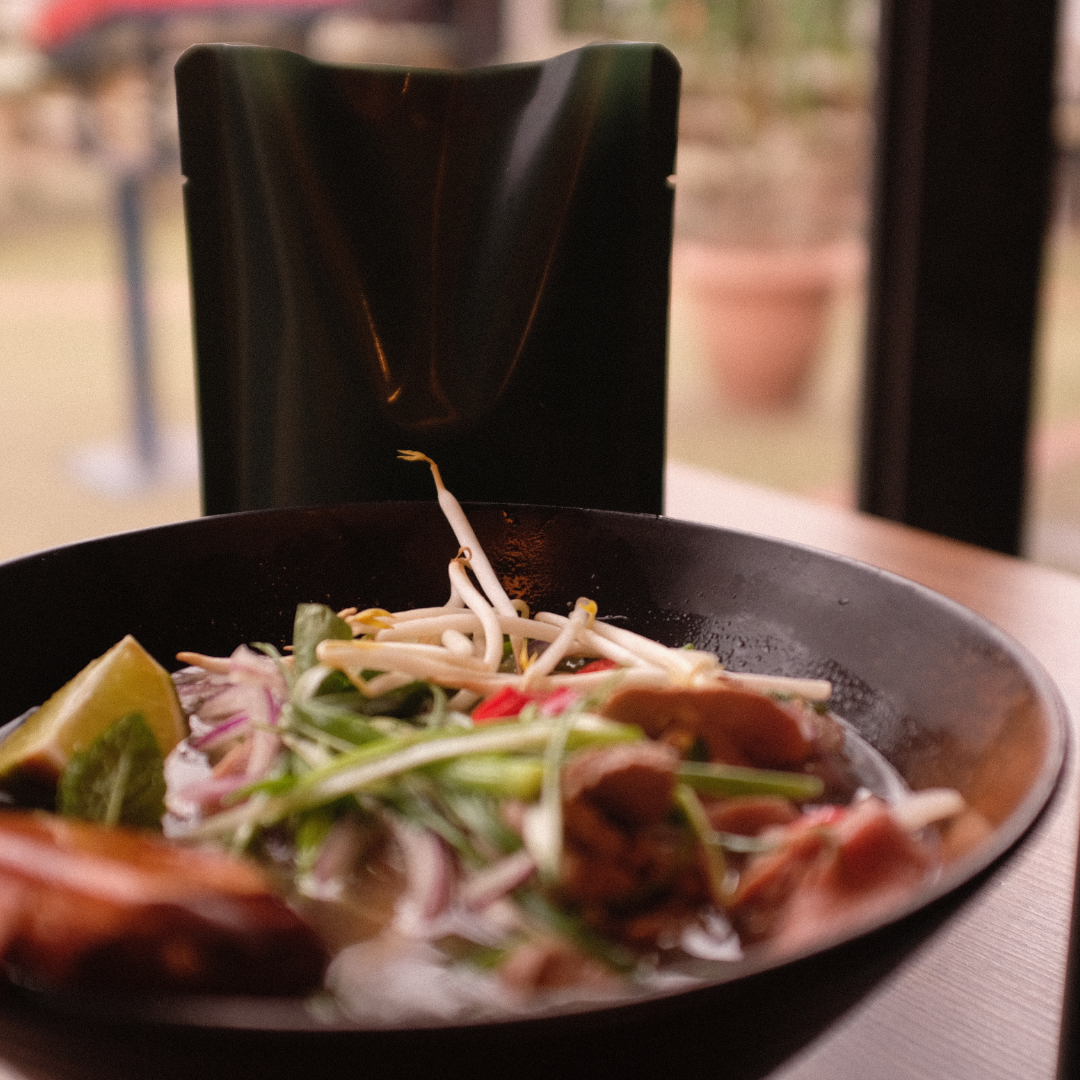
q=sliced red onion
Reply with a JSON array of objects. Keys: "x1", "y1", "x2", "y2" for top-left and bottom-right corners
[
  {"x1": 265, "y1": 688, "x2": 282, "y2": 727},
  {"x1": 195, "y1": 683, "x2": 262, "y2": 725},
  {"x1": 189, "y1": 711, "x2": 251, "y2": 751},
  {"x1": 301, "y1": 816, "x2": 373, "y2": 901},
  {"x1": 244, "y1": 727, "x2": 281, "y2": 779},
  {"x1": 174, "y1": 773, "x2": 250, "y2": 813},
  {"x1": 172, "y1": 667, "x2": 232, "y2": 714},
  {"x1": 390, "y1": 820, "x2": 455, "y2": 932},
  {"x1": 175, "y1": 647, "x2": 288, "y2": 733},
  {"x1": 228, "y1": 644, "x2": 290, "y2": 703},
  {"x1": 163, "y1": 741, "x2": 212, "y2": 819},
  {"x1": 458, "y1": 850, "x2": 536, "y2": 911}
]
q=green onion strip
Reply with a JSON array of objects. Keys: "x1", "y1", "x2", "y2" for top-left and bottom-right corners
[
  {"x1": 676, "y1": 783, "x2": 731, "y2": 908},
  {"x1": 678, "y1": 761, "x2": 824, "y2": 802},
  {"x1": 188, "y1": 719, "x2": 607, "y2": 841},
  {"x1": 523, "y1": 705, "x2": 580, "y2": 882}
]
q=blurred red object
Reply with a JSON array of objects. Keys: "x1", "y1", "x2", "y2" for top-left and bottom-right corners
[{"x1": 31, "y1": 0, "x2": 353, "y2": 52}]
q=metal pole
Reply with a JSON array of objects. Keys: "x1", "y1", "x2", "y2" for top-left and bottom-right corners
[{"x1": 116, "y1": 168, "x2": 159, "y2": 473}]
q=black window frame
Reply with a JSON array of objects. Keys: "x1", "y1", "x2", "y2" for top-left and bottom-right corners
[{"x1": 859, "y1": 0, "x2": 1060, "y2": 555}]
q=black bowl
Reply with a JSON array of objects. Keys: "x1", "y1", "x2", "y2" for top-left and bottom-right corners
[{"x1": 0, "y1": 503, "x2": 1066, "y2": 1045}]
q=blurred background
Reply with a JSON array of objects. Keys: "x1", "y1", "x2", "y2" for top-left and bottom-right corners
[{"x1": 1, "y1": 0, "x2": 1079, "y2": 571}]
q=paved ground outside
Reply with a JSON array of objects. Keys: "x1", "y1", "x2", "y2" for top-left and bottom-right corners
[{"x1": 3, "y1": 170, "x2": 1080, "y2": 574}]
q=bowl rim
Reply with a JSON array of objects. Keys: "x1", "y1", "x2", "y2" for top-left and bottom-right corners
[{"x1": 0, "y1": 502, "x2": 1069, "y2": 1032}]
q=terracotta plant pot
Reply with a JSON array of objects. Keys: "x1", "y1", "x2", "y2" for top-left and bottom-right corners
[{"x1": 672, "y1": 241, "x2": 864, "y2": 410}]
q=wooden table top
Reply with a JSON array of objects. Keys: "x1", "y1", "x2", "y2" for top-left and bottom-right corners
[{"x1": 0, "y1": 464, "x2": 1074, "y2": 1080}]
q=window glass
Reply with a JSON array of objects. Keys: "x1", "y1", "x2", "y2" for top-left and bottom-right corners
[
  {"x1": 8, "y1": 1, "x2": 1076, "y2": 570},
  {"x1": 564, "y1": 0, "x2": 876, "y2": 508},
  {"x1": 0, "y1": 1, "x2": 462, "y2": 561},
  {"x1": 1027, "y1": 0, "x2": 1080, "y2": 575}
]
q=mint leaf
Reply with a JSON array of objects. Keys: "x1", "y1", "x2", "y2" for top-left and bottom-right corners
[
  {"x1": 292, "y1": 604, "x2": 353, "y2": 674},
  {"x1": 57, "y1": 712, "x2": 166, "y2": 828}
]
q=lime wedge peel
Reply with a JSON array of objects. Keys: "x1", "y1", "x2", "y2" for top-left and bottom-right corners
[{"x1": 0, "y1": 636, "x2": 187, "y2": 792}]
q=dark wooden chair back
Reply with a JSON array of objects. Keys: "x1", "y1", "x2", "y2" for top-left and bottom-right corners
[{"x1": 175, "y1": 42, "x2": 679, "y2": 515}]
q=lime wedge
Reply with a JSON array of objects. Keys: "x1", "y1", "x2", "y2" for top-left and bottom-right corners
[{"x1": 0, "y1": 636, "x2": 186, "y2": 806}]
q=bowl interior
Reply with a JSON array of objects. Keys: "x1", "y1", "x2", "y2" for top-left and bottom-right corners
[{"x1": 0, "y1": 502, "x2": 1066, "y2": 1028}]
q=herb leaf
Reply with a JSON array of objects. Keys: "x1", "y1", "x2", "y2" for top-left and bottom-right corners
[
  {"x1": 292, "y1": 604, "x2": 353, "y2": 675},
  {"x1": 57, "y1": 712, "x2": 166, "y2": 828}
]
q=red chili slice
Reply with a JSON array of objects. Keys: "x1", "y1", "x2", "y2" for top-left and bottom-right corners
[
  {"x1": 578, "y1": 659, "x2": 619, "y2": 674},
  {"x1": 472, "y1": 687, "x2": 538, "y2": 723}
]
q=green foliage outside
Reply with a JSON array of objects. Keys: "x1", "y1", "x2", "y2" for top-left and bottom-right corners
[{"x1": 561, "y1": 0, "x2": 876, "y2": 107}]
